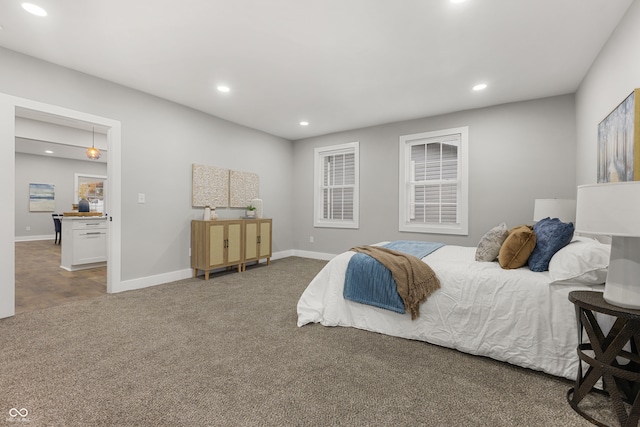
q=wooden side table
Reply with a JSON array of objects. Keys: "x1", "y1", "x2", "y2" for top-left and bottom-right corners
[{"x1": 568, "y1": 290, "x2": 640, "y2": 427}]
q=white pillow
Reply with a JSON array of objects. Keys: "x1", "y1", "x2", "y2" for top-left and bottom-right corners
[
  {"x1": 548, "y1": 236, "x2": 610, "y2": 285},
  {"x1": 475, "y1": 222, "x2": 509, "y2": 262}
]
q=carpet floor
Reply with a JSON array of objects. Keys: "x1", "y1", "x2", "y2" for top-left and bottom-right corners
[{"x1": 0, "y1": 257, "x2": 614, "y2": 426}]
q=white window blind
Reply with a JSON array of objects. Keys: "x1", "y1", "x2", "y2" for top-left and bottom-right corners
[
  {"x1": 399, "y1": 128, "x2": 468, "y2": 235},
  {"x1": 314, "y1": 142, "x2": 359, "y2": 228}
]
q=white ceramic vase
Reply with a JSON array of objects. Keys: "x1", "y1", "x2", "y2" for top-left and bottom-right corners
[{"x1": 251, "y1": 198, "x2": 263, "y2": 218}]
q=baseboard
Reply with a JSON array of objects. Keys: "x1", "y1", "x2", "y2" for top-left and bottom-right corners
[
  {"x1": 116, "y1": 268, "x2": 194, "y2": 293},
  {"x1": 15, "y1": 235, "x2": 55, "y2": 242},
  {"x1": 270, "y1": 249, "x2": 336, "y2": 261},
  {"x1": 272, "y1": 250, "x2": 293, "y2": 260},
  {"x1": 113, "y1": 249, "x2": 333, "y2": 293},
  {"x1": 289, "y1": 249, "x2": 336, "y2": 261}
]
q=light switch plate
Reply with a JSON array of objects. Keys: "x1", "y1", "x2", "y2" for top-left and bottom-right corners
[{"x1": 138, "y1": 193, "x2": 146, "y2": 203}]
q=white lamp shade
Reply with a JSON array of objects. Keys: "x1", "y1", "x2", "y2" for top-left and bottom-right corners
[
  {"x1": 575, "y1": 182, "x2": 640, "y2": 237},
  {"x1": 533, "y1": 199, "x2": 576, "y2": 223},
  {"x1": 576, "y1": 182, "x2": 640, "y2": 309}
]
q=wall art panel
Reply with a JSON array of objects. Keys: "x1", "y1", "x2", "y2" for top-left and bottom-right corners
[
  {"x1": 230, "y1": 170, "x2": 259, "y2": 207},
  {"x1": 192, "y1": 164, "x2": 229, "y2": 207}
]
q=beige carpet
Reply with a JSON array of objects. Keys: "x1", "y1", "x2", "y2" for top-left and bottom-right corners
[{"x1": 0, "y1": 257, "x2": 613, "y2": 426}]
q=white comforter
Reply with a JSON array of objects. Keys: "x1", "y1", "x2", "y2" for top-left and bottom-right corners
[{"x1": 297, "y1": 245, "x2": 604, "y2": 380}]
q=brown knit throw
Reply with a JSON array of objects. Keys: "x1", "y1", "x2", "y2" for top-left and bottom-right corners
[{"x1": 350, "y1": 246, "x2": 440, "y2": 320}]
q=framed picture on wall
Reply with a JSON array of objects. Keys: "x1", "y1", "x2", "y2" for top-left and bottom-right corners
[
  {"x1": 597, "y1": 88, "x2": 640, "y2": 182},
  {"x1": 29, "y1": 183, "x2": 55, "y2": 212}
]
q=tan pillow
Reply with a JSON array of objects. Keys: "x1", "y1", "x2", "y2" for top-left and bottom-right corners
[{"x1": 498, "y1": 225, "x2": 536, "y2": 269}]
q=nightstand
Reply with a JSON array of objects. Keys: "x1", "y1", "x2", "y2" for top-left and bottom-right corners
[{"x1": 568, "y1": 290, "x2": 640, "y2": 427}]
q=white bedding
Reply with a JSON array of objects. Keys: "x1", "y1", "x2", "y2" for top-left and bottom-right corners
[{"x1": 297, "y1": 245, "x2": 604, "y2": 380}]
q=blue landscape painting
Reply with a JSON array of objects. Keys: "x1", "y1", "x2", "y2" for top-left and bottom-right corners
[{"x1": 29, "y1": 183, "x2": 55, "y2": 212}]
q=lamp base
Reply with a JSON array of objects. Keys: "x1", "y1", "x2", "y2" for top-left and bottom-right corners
[{"x1": 603, "y1": 236, "x2": 640, "y2": 310}]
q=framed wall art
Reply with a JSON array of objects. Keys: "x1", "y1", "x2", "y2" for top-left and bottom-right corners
[
  {"x1": 192, "y1": 164, "x2": 229, "y2": 208},
  {"x1": 229, "y1": 170, "x2": 259, "y2": 207},
  {"x1": 29, "y1": 183, "x2": 55, "y2": 212},
  {"x1": 597, "y1": 88, "x2": 640, "y2": 182},
  {"x1": 192, "y1": 164, "x2": 260, "y2": 209}
]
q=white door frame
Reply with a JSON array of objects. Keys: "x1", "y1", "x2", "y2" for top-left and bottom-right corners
[{"x1": 0, "y1": 94, "x2": 122, "y2": 319}]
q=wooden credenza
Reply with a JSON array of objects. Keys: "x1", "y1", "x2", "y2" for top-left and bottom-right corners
[
  {"x1": 242, "y1": 218, "x2": 272, "y2": 271},
  {"x1": 191, "y1": 219, "x2": 243, "y2": 280},
  {"x1": 191, "y1": 219, "x2": 272, "y2": 279}
]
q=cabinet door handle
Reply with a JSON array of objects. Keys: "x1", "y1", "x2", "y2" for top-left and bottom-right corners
[
  {"x1": 86, "y1": 232, "x2": 103, "y2": 235},
  {"x1": 257, "y1": 236, "x2": 261, "y2": 244}
]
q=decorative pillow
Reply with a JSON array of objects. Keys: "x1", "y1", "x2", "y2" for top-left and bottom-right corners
[
  {"x1": 528, "y1": 217, "x2": 575, "y2": 272},
  {"x1": 549, "y1": 236, "x2": 610, "y2": 285},
  {"x1": 475, "y1": 222, "x2": 509, "y2": 262},
  {"x1": 498, "y1": 225, "x2": 536, "y2": 269}
]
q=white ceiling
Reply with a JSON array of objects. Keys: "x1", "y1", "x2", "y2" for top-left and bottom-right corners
[
  {"x1": 15, "y1": 137, "x2": 107, "y2": 163},
  {"x1": 0, "y1": 0, "x2": 634, "y2": 140},
  {"x1": 14, "y1": 111, "x2": 109, "y2": 163}
]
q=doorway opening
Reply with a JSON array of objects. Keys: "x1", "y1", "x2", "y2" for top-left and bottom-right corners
[{"x1": 0, "y1": 94, "x2": 122, "y2": 319}]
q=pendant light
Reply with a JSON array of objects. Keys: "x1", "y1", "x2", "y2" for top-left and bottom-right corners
[{"x1": 86, "y1": 127, "x2": 101, "y2": 160}]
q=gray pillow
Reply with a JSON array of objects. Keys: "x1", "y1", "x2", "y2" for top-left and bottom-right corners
[{"x1": 475, "y1": 222, "x2": 509, "y2": 262}]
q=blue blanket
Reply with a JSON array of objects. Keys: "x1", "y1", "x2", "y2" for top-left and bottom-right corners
[
  {"x1": 382, "y1": 240, "x2": 445, "y2": 259},
  {"x1": 343, "y1": 241, "x2": 444, "y2": 314}
]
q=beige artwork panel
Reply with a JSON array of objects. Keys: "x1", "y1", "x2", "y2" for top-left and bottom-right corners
[
  {"x1": 192, "y1": 164, "x2": 229, "y2": 207},
  {"x1": 229, "y1": 170, "x2": 259, "y2": 207}
]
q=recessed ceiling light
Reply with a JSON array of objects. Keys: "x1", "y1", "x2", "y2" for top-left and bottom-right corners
[
  {"x1": 22, "y1": 3, "x2": 47, "y2": 17},
  {"x1": 217, "y1": 85, "x2": 230, "y2": 93},
  {"x1": 299, "y1": 121, "x2": 309, "y2": 126},
  {"x1": 45, "y1": 150, "x2": 53, "y2": 154},
  {"x1": 472, "y1": 83, "x2": 487, "y2": 91}
]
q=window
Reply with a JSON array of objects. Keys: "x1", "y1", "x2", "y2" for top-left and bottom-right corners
[
  {"x1": 399, "y1": 127, "x2": 468, "y2": 235},
  {"x1": 314, "y1": 142, "x2": 359, "y2": 228},
  {"x1": 75, "y1": 173, "x2": 107, "y2": 214}
]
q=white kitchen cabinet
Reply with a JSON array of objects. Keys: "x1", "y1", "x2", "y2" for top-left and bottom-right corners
[{"x1": 61, "y1": 217, "x2": 108, "y2": 271}]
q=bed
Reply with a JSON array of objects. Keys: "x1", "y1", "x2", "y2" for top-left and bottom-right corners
[{"x1": 297, "y1": 230, "x2": 611, "y2": 381}]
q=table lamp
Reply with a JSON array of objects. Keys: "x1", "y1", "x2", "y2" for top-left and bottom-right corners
[
  {"x1": 575, "y1": 182, "x2": 640, "y2": 309},
  {"x1": 533, "y1": 199, "x2": 576, "y2": 222}
]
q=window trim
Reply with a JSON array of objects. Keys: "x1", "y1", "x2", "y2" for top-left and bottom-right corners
[
  {"x1": 398, "y1": 127, "x2": 468, "y2": 235},
  {"x1": 314, "y1": 141, "x2": 359, "y2": 229}
]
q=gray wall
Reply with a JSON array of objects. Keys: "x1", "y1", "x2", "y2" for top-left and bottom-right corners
[
  {"x1": 15, "y1": 153, "x2": 107, "y2": 239},
  {"x1": 293, "y1": 95, "x2": 577, "y2": 255},
  {"x1": 576, "y1": 0, "x2": 640, "y2": 184},
  {"x1": 1, "y1": 47, "x2": 294, "y2": 281}
]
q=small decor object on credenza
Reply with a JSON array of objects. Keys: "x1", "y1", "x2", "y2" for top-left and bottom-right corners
[
  {"x1": 251, "y1": 198, "x2": 263, "y2": 218},
  {"x1": 203, "y1": 206, "x2": 211, "y2": 221},
  {"x1": 245, "y1": 205, "x2": 256, "y2": 218},
  {"x1": 598, "y1": 88, "x2": 640, "y2": 183}
]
